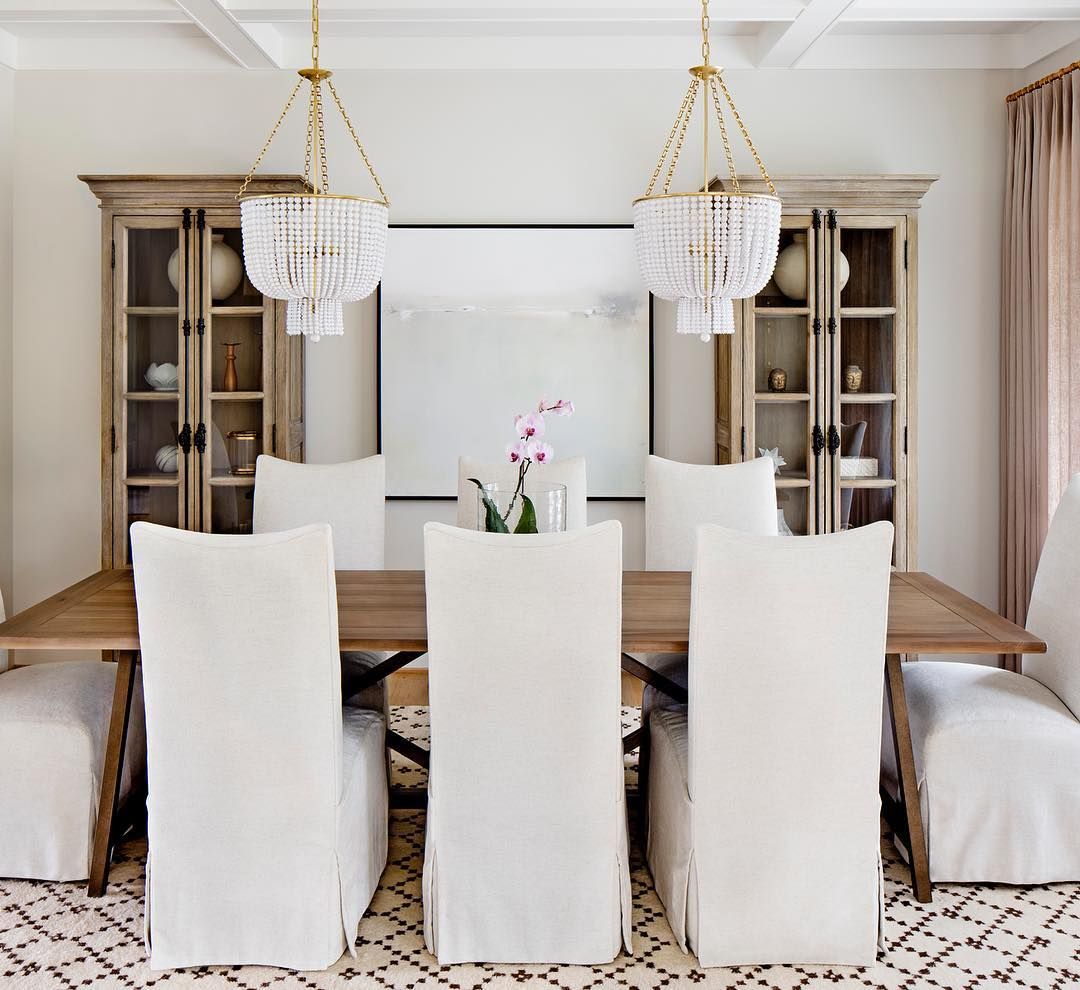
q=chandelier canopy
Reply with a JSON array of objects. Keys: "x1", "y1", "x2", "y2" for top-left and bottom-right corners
[
  {"x1": 238, "y1": 0, "x2": 389, "y2": 341},
  {"x1": 633, "y1": 0, "x2": 781, "y2": 341}
]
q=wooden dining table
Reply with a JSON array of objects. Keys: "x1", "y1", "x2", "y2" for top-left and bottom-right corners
[{"x1": 0, "y1": 567, "x2": 1046, "y2": 905}]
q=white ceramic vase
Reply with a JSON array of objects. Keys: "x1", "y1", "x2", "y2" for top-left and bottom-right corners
[
  {"x1": 772, "y1": 232, "x2": 850, "y2": 301},
  {"x1": 167, "y1": 234, "x2": 244, "y2": 301}
]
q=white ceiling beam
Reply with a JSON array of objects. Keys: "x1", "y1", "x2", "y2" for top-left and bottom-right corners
[
  {"x1": 172, "y1": 0, "x2": 282, "y2": 67},
  {"x1": 757, "y1": 0, "x2": 859, "y2": 68},
  {"x1": 0, "y1": 26, "x2": 15, "y2": 68},
  {"x1": 1013, "y1": 19, "x2": 1080, "y2": 67}
]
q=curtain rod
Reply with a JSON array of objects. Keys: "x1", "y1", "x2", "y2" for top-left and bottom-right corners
[{"x1": 1006, "y1": 59, "x2": 1080, "y2": 103}]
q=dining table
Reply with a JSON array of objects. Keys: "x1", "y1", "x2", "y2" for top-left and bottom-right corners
[{"x1": 0, "y1": 567, "x2": 1046, "y2": 904}]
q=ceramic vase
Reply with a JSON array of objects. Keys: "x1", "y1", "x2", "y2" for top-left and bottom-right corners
[
  {"x1": 167, "y1": 234, "x2": 244, "y2": 301},
  {"x1": 222, "y1": 342, "x2": 240, "y2": 392},
  {"x1": 773, "y1": 232, "x2": 850, "y2": 301}
]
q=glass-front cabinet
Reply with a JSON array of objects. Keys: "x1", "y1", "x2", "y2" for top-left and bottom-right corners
[
  {"x1": 715, "y1": 175, "x2": 935, "y2": 567},
  {"x1": 83, "y1": 176, "x2": 306, "y2": 565}
]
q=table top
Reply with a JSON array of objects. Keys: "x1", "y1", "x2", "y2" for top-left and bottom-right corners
[{"x1": 0, "y1": 568, "x2": 1047, "y2": 656}]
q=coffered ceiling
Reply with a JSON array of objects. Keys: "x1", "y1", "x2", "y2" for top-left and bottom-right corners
[{"x1": 0, "y1": 0, "x2": 1078, "y2": 72}]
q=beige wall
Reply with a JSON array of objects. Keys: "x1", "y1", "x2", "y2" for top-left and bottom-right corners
[
  {"x1": 0, "y1": 65, "x2": 12, "y2": 621},
  {"x1": 9, "y1": 67, "x2": 1015, "y2": 628}
]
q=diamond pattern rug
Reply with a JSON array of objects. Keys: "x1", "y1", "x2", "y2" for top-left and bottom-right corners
[{"x1": 1, "y1": 707, "x2": 1079, "y2": 989}]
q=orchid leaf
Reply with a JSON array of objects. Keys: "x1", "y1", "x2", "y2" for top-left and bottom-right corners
[
  {"x1": 468, "y1": 478, "x2": 510, "y2": 534},
  {"x1": 513, "y1": 494, "x2": 538, "y2": 534}
]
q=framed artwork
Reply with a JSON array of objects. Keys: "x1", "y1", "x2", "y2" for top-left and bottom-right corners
[{"x1": 377, "y1": 224, "x2": 653, "y2": 499}]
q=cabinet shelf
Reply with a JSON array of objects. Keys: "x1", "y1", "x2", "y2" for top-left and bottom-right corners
[
  {"x1": 753, "y1": 306, "x2": 811, "y2": 317},
  {"x1": 124, "y1": 306, "x2": 179, "y2": 317},
  {"x1": 210, "y1": 391, "x2": 265, "y2": 401},
  {"x1": 211, "y1": 306, "x2": 264, "y2": 316},
  {"x1": 210, "y1": 471, "x2": 256, "y2": 487},
  {"x1": 125, "y1": 473, "x2": 179, "y2": 488},
  {"x1": 755, "y1": 392, "x2": 812, "y2": 403},
  {"x1": 839, "y1": 307, "x2": 896, "y2": 318},
  {"x1": 840, "y1": 393, "x2": 896, "y2": 404},
  {"x1": 839, "y1": 477, "x2": 897, "y2": 489},
  {"x1": 775, "y1": 476, "x2": 811, "y2": 489},
  {"x1": 124, "y1": 390, "x2": 180, "y2": 402}
]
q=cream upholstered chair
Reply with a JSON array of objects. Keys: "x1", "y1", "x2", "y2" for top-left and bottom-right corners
[
  {"x1": 253, "y1": 454, "x2": 389, "y2": 712},
  {"x1": 0, "y1": 659, "x2": 146, "y2": 881},
  {"x1": 648, "y1": 522, "x2": 893, "y2": 967},
  {"x1": 456, "y1": 455, "x2": 588, "y2": 530},
  {"x1": 131, "y1": 522, "x2": 387, "y2": 970},
  {"x1": 422, "y1": 521, "x2": 632, "y2": 964},
  {"x1": 882, "y1": 473, "x2": 1080, "y2": 884}
]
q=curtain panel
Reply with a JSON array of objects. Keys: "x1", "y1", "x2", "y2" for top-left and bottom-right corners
[{"x1": 1001, "y1": 69, "x2": 1080, "y2": 669}]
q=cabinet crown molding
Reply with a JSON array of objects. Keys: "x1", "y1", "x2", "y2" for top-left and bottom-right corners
[{"x1": 709, "y1": 174, "x2": 938, "y2": 210}]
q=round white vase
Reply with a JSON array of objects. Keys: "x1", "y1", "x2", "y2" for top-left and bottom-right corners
[
  {"x1": 167, "y1": 234, "x2": 244, "y2": 301},
  {"x1": 772, "y1": 232, "x2": 850, "y2": 301}
]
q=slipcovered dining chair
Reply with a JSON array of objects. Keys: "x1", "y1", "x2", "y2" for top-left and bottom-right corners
[
  {"x1": 422, "y1": 521, "x2": 632, "y2": 964},
  {"x1": 882, "y1": 473, "x2": 1080, "y2": 884},
  {"x1": 456, "y1": 455, "x2": 588, "y2": 530},
  {"x1": 131, "y1": 523, "x2": 387, "y2": 970},
  {"x1": 648, "y1": 522, "x2": 893, "y2": 967},
  {"x1": 639, "y1": 456, "x2": 779, "y2": 755},
  {"x1": 253, "y1": 454, "x2": 389, "y2": 713}
]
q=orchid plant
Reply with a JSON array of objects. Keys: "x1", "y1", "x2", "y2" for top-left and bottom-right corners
[{"x1": 469, "y1": 397, "x2": 575, "y2": 533}]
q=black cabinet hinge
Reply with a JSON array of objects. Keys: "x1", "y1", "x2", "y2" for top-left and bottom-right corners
[
  {"x1": 827, "y1": 316, "x2": 837, "y2": 335},
  {"x1": 182, "y1": 318, "x2": 191, "y2": 337},
  {"x1": 110, "y1": 425, "x2": 116, "y2": 454},
  {"x1": 272, "y1": 423, "x2": 277, "y2": 453},
  {"x1": 812, "y1": 317, "x2": 822, "y2": 335},
  {"x1": 195, "y1": 318, "x2": 205, "y2": 336},
  {"x1": 811, "y1": 208, "x2": 821, "y2": 231},
  {"x1": 811, "y1": 424, "x2": 824, "y2": 457},
  {"x1": 110, "y1": 240, "x2": 115, "y2": 270},
  {"x1": 827, "y1": 209, "x2": 838, "y2": 230},
  {"x1": 903, "y1": 424, "x2": 908, "y2": 455},
  {"x1": 904, "y1": 239, "x2": 909, "y2": 270},
  {"x1": 194, "y1": 423, "x2": 207, "y2": 454},
  {"x1": 196, "y1": 209, "x2": 206, "y2": 230},
  {"x1": 827, "y1": 424, "x2": 840, "y2": 454},
  {"x1": 177, "y1": 423, "x2": 192, "y2": 455},
  {"x1": 740, "y1": 425, "x2": 746, "y2": 458},
  {"x1": 182, "y1": 208, "x2": 191, "y2": 231}
]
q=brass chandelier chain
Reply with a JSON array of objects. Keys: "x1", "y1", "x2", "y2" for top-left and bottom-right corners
[
  {"x1": 642, "y1": 0, "x2": 776, "y2": 198},
  {"x1": 237, "y1": 0, "x2": 389, "y2": 204}
]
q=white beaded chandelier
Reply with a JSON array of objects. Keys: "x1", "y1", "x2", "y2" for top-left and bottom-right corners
[
  {"x1": 238, "y1": 0, "x2": 388, "y2": 341},
  {"x1": 633, "y1": 0, "x2": 781, "y2": 341}
]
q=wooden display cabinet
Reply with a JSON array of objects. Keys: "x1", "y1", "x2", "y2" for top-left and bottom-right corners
[
  {"x1": 715, "y1": 175, "x2": 936, "y2": 567},
  {"x1": 82, "y1": 175, "x2": 306, "y2": 566}
]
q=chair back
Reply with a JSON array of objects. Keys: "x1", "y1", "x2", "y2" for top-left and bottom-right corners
[
  {"x1": 422, "y1": 520, "x2": 630, "y2": 963},
  {"x1": 645, "y1": 455, "x2": 777, "y2": 570},
  {"x1": 456, "y1": 455, "x2": 587, "y2": 530},
  {"x1": 687, "y1": 521, "x2": 893, "y2": 966},
  {"x1": 253, "y1": 454, "x2": 385, "y2": 569},
  {"x1": 1025, "y1": 473, "x2": 1080, "y2": 717},
  {"x1": 130, "y1": 522, "x2": 344, "y2": 963}
]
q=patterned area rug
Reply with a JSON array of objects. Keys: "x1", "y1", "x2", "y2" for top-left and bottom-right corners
[{"x1": 2, "y1": 708, "x2": 1079, "y2": 990}]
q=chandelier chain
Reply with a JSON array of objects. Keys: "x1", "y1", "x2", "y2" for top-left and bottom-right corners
[
  {"x1": 314, "y1": 82, "x2": 330, "y2": 194},
  {"x1": 715, "y1": 75, "x2": 776, "y2": 195},
  {"x1": 644, "y1": 78, "x2": 697, "y2": 197},
  {"x1": 709, "y1": 78, "x2": 740, "y2": 191},
  {"x1": 700, "y1": 0, "x2": 710, "y2": 66},
  {"x1": 304, "y1": 78, "x2": 316, "y2": 187},
  {"x1": 311, "y1": 0, "x2": 320, "y2": 68},
  {"x1": 327, "y1": 79, "x2": 390, "y2": 205},
  {"x1": 237, "y1": 77, "x2": 304, "y2": 200},
  {"x1": 665, "y1": 78, "x2": 698, "y2": 194}
]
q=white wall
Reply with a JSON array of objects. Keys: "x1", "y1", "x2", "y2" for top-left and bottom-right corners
[
  {"x1": 10, "y1": 67, "x2": 1014, "y2": 623},
  {"x1": 0, "y1": 66, "x2": 12, "y2": 619}
]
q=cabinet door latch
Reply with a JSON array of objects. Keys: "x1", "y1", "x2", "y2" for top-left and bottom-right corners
[
  {"x1": 811, "y1": 424, "x2": 825, "y2": 456},
  {"x1": 177, "y1": 423, "x2": 192, "y2": 454},
  {"x1": 193, "y1": 423, "x2": 207, "y2": 454},
  {"x1": 827, "y1": 424, "x2": 840, "y2": 454}
]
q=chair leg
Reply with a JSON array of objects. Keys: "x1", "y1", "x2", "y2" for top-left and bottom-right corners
[
  {"x1": 637, "y1": 718, "x2": 651, "y2": 843},
  {"x1": 88, "y1": 651, "x2": 137, "y2": 897},
  {"x1": 884, "y1": 653, "x2": 932, "y2": 904}
]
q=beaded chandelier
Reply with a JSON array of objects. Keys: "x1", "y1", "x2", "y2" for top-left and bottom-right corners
[
  {"x1": 238, "y1": 0, "x2": 388, "y2": 341},
  {"x1": 633, "y1": 0, "x2": 781, "y2": 341}
]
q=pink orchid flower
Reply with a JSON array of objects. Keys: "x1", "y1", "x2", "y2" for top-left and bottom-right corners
[
  {"x1": 549, "y1": 399, "x2": 574, "y2": 417},
  {"x1": 506, "y1": 440, "x2": 528, "y2": 464},
  {"x1": 514, "y1": 411, "x2": 545, "y2": 440},
  {"x1": 527, "y1": 440, "x2": 554, "y2": 464}
]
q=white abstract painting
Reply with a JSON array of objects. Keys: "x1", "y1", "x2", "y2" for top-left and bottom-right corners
[{"x1": 379, "y1": 226, "x2": 651, "y2": 498}]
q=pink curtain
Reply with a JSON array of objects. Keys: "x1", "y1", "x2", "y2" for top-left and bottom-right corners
[{"x1": 1001, "y1": 69, "x2": 1080, "y2": 668}]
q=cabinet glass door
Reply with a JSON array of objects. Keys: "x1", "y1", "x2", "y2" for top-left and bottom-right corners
[
  {"x1": 197, "y1": 216, "x2": 275, "y2": 535},
  {"x1": 114, "y1": 217, "x2": 191, "y2": 562},
  {"x1": 747, "y1": 213, "x2": 822, "y2": 535},
  {"x1": 827, "y1": 214, "x2": 906, "y2": 560}
]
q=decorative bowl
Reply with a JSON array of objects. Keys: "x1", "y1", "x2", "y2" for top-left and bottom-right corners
[
  {"x1": 154, "y1": 444, "x2": 179, "y2": 474},
  {"x1": 145, "y1": 362, "x2": 179, "y2": 391}
]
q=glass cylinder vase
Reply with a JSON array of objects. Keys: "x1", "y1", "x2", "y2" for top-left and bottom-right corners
[{"x1": 477, "y1": 483, "x2": 567, "y2": 534}]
